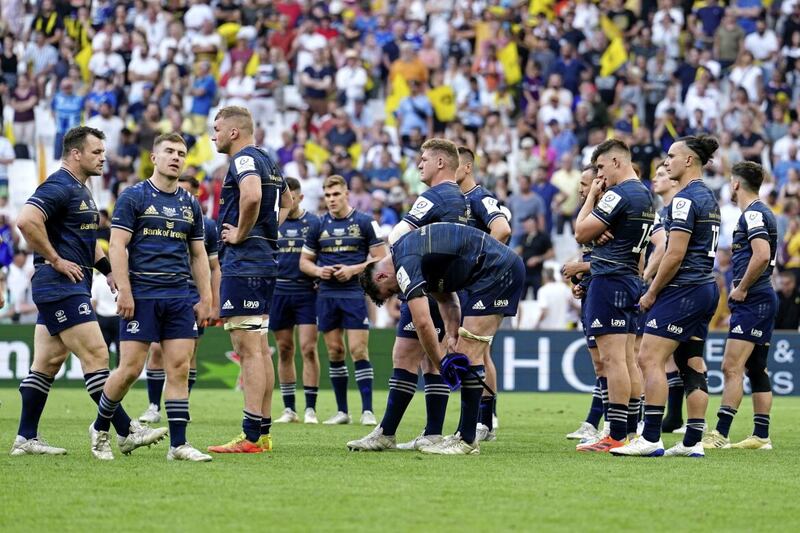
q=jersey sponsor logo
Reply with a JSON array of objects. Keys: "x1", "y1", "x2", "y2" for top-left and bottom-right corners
[
  {"x1": 667, "y1": 324, "x2": 683, "y2": 334},
  {"x1": 163, "y1": 206, "x2": 177, "y2": 218},
  {"x1": 751, "y1": 328, "x2": 763, "y2": 338},
  {"x1": 243, "y1": 300, "x2": 260, "y2": 309},
  {"x1": 731, "y1": 325, "x2": 743, "y2": 334},
  {"x1": 646, "y1": 319, "x2": 658, "y2": 328},
  {"x1": 672, "y1": 199, "x2": 692, "y2": 221},
  {"x1": 77, "y1": 303, "x2": 92, "y2": 315},
  {"x1": 333, "y1": 228, "x2": 345, "y2": 236},
  {"x1": 348, "y1": 224, "x2": 361, "y2": 237},
  {"x1": 493, "y1": 299, "x2": 508, "y2": 307},
  {"x1": 482, "y1": 196, "x2": 500, "y2": 214},
  {"x1": 745, "y1": 211, "x2": 765, "y2": 230},
  {"x1": 234, "y1": 155, "x2": 256, "y2": 174},
  {"x1": 408, "y1": 197, "x2": 434, "y2": 219},
  {"x1": 396, "y1": 266, "x2": 411, "y2": 293},
  {"x1": 596, "y1": 191, "x2": 622, "y2": 215},
  {"x1": 126, "y1": 321, "x2": 140, "y2": 334},
  {"x1": 55, "y1": 310, "x2": 67, "y2": 324},
  {"x1": 222, "y1": 300, "x2": 234, "y2": 310},
  {"x1": 472, "y1": 300, "x2": 486, "y2": 310},
  {"x1": 286, "y1": 229, "x2": 299, "y2": 237},
  {"x1": 144, "y1": 205, "x2": 158, "y2": 215},
  {"x1": 611, "y1": 318, "x2": 626, "y2": 327},
  {"x1": 591, "y1": 318, "x2": 603, "y2": 328},
  {"x1": 79, "y1": 200, "x2": 89, "y2": 211}
]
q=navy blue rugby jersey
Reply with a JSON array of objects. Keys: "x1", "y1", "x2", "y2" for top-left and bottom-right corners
[
  {"x1": 188, "y1": 215, "x2": 219, "y2": 298},
  {"x1": 731, "y1": 199, "x2": 777, "y2": 293},
  {"x1": 464, "y1": 184, "x2": 507, "y2": 234},
  {"x1": 26, "y1": 168, "x2": 99, "y2": 303},
  {"x1": 402, "y1": 180, "x2": 468, "y2": 228},
  {"x1": 111, "y1": 179, "x2": 204, "y2": 298},
  {"x1": 303, "y1": 208, "x2": 383, "y2": 297},
  {"x1": 218, "y1": 145, "x2": 287, "y2": 277},
  {"x1": 276, "y1": 210, "x2": 321, "y2": 295}
]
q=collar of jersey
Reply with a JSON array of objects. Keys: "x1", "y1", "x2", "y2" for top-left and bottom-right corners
[
  {"x1": 744, "y1": 198, "x2": 763, "y2": 211},
  {"x1": 464, "y1": 184, "x2": 480, "y2": 195},
  {"x1": 146, "y1": 178, "x2": 179, "y2": 195},
  {"x1": 61, "y1": 167, "x2": 84, "y2": 186},
  {"x1": 330, "y1": 207, "x2": 354, "y2": 220}
]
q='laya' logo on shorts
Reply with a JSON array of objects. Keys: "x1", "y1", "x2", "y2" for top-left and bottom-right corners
[
  {"x1": 127, "y1": 321, "x2": 141, "y2": 334},
  {"x1": 243, "y1": 300, "x2": 260, "y2": 309},
  {"x1": 78, "y1": 303, "x2": 92, "y2": 315}
]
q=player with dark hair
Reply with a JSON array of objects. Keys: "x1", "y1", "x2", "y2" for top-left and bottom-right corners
[
  {"x1": 300, "y1": 175, "x2": 387, "y2": 425},
  {"x1": 614, "y1": 135, "x2": 721, "y2": 458},
  {"x1": 207, "y1": 106, "x2": 293, "y2": 454},
  {"x1": 346, "y1": 138, "x2": 467, "y2": 451},
  {"x1": 271, "y1": 177, "x2": 322, "y2": 425},
  {"x1": 138, "y1": 175, "x2": 221, "y2": 424},
  {"x1": 702, "y1": 161, "x2": 777, "y2": 451},
  {"x1": 359, "y1": 222, "x2": 525, "y2": 455},
  {"x1": 573, "y1": 139, "x2": 654, "y2": 453},
  {"x1": 11, "y1": 126, "x2": 165, "y2": 457},
  {"x1": 89, "y1": 133, "x2": 213, "y2": 461}
]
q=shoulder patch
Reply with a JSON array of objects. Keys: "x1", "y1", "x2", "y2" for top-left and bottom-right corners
[
  {"x1": 672, "y1": 198, "x2": 692, "y2": 221},
  {"x1": 396, "y1": 266, "x2": 410, "y2": 293},
  {"x1": 481, "y1": 196, "x2": 500, "y2": 214},
  {"x1": 408, "y1": 196, "x2": 434, "y2": 219},
  {"x1": 596, "y1": 191, "x2": 622, "y2": 215},
  {"x1": 234, "y1": 155, "x2": 256, "y2": 174},
  {"x1": 745, "y1": 210, "x2": 764, "y2": 231}
]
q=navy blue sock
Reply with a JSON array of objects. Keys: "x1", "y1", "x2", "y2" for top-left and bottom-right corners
[
  {"x1": 281, "y1": 381, "x2": 297, "y2": 412},
  {"x1": 329, "y1": 361, "x2": 349, "y2": 413},
  {"x1": 492, "y1": 395, "x2": 497, "y2": 416},
  {"x1": 84, "y1": 369, "x2": 131, "y2": 437},
  {"x1": 479, "y1": 396, "x2": 494, "y2": 429},
  {"x1": 261, "y1": 417, "x2": 272, "y2": 436},
  {"x1": 459, "y1": 366, "x2": 485, "y2": 444},
  {"x1": 665, "y1": 371, "x2": 684, "y2": 423},
  {"x1": 146, "y1": 368, "x2": 165, "y2": 407},
  {"x1": 608, "y1": 403, "x2": 628, "y2": 441},
  {"x1": 753, "y1": 414, "x2": 770, "y2": 438},
  {"x1": 643, "y1": 405, "x2": 664, "y2": 442},
  {"x1": 715, "y1": 405, "x2": 737, "y2": 438},
  {"x1": 683, "y1": 418, "x2": 705, "y2": 447},
  {"x1": 94, "y1": 392, "x2": 120, "y2": 433},
  {"x1": 242, "y1": 410, "x2": 261, "y2": 442},
  {"x1": 627, "y1": 397, "x2": 641, "y2": 435},
  {"x1": 423, "y1": 373, "x2": 449, "y2": 436},
  {"x1": 165, "y1": 399, "x2": 189, "y2": 447},
  {"x1": 599, "y1": 377, "x2": 609, "y2": 422},
  {"x1": 304, "y1": 386, "x2": 318, "y2": 410},
  {"x1": 379, "y1": 368, "x2": 417, "y2": 436},
  {"x1": 354, "y1": 360, "x2": 374, "y2": 412},
  {"x1": 188, "y1": 368, "x2": 197, "y2": 394},
  {"x1": 17, "y1": 371, "x2": 54, "y2": 439},
  {"x1": 585, "y1": 378, "x2": 604, "y2": 429}
]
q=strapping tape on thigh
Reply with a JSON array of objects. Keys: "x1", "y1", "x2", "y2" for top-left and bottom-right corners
[
  {"x1": 458, "y1": 326, "x2": 493, "y2": 344},
  {"x1": 223, "y1": 316, "x2": 264, "y2": 331}
]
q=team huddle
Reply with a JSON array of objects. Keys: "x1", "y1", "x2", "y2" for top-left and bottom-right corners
[{"x1": 7, "y1": 105, "x2": 777, "y2": 461}]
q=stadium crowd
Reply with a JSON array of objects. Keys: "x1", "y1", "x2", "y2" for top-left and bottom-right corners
[{"x1": 1, "y1": 0, "x2": 800, "y2": 332}]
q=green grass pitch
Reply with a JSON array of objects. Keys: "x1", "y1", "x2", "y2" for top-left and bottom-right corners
[{"x1": 1, "y1": 388, "x2": 799, "y2": 532}]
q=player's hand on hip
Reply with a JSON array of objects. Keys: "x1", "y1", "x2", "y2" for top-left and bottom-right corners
[
  {"x1": 572, "y1": 284, "x2": 585, "y2": 299},
  {"x1": 53, "y1": 257, "x2": 84, "y2": 282},
  {"x1": 561, "y1": 261, "x2": 582, "y2": 278},
  {"x1": 194, "y1": 300, "x2": 212, "y2": 328},
  {"x1": 221, "y1": 223, "x2": 242, "y2": 244},
  {"x1": 729, "y1": 285, "x2": 747, "y2": 303},
  {"x1": 638, "y1": 290, "x2": 656, "y2": 313},
  {"x1": 333, "y1": 265, "x2": 355, "y2": 282},
  {"x1": 116, "y1": 290, "x2": 135, "y2": 320},
  {"x1": 596, "y1": 230, "x2": 614, "y2": 245}
]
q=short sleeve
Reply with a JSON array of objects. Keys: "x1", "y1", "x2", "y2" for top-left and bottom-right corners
[
  {"x1": 652, "y1": 210, "x2": 664, "y2": 234},
  {"x1": 403, "y1": 190, "x2": 439, "y2": 228},
  {"x1": 669, "y1": 195, "x2": 696, "y2": 234},
  {"x1": 190, "y1": 200, "x2": 204, "y2": 241},
  {"x1": 591, "y1": 189, "x2": 628, "y2": 226},
  {"x1": 362, "y1": 214, "x2": 384, "y2": 248},
  {"x1": 204, "y1": 219, "x2": 219, "y2": 257},
  {"x1": 395, "y1": 256, "x2": 426, "y2": 299},
  {"x1": 743, "y1": 210, "x2": 769, "y2": 240},
  {"x1": 302, "y1": 217, "x2": 321, "y2": 254},
  {"x1": 110, "y1": 188, "x2": 138, "y2": 233},
  {"x1": 473, "y1": 194, "x2": 505, "y2": 228},
  {"x1": 232, "y1": 155, "x2": 259, "y2": 184},
  {"x1": 26, "y1": 179, "x2": 70, "y2": 220}
]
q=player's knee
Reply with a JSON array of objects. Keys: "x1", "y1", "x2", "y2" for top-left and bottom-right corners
[
  {"x1": 35, "y1": 351, "x2": 69, "y2": 375},
  {"x1": 276, "y1": 340, "x2": 294, "y2": 361},
  {"x1": 721, "y1": 358, "x2": 744, "y2": 381},
  {"x1": 166, "y1": 360, "x2": 190, "y2": 383},
  {"x1": 350, "y1": 344, "x2": 369, "y2": 361},
  {"x1": 745, "y1": 344, "x2": 771, "y2": 393},
  {"x1": 326, "y1": 344, "x2": 345, "y2": 361},
  {"x1": 300, "y1": 342, "x2": 318, "y2": 362}
]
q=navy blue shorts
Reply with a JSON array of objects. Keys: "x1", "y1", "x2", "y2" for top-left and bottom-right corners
[
  {"x1": 644, "y1": 282, "x2": 719, "y2": 341},
  {"x1": 36, "y1": 294, "x2": 97, "y2": 336},
  {"x1": 585, "y1": 275, "x2": 640, "y2": 337},
  {"x1": 317, "y1": 295, "x2": 369, "y2": 332},
  {"x1": 728, "y1": 288, "x2": 778, "y2": 345},
  {"x1": 462, "y1": 256, "x2": 525, "y2": 317},
  {"x1": 396, "y1": 297, "x2": 445, "y2": 342},
  {"x1": 269, "y1": 291, "x2": 318, "y2": 331},
  {"x1": 220, "y1": 276, "x2": 275, "y2": 318},
  {"x1": 120, "y1": 298, "x2": 198, "y2": 343},
  {"x1": 579, "y1": 297, "x2": 597, "y2": 349}
]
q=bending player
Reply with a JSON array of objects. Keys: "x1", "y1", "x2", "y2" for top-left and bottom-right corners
[
  {"x1": 89, "y1": 133, "x2": 212, "y2": 462},
  {"x1": 139, "y1": 175, "x2": 221, "y2": 424},
  {"x1": 574, "y1": 139, "x2": 654, "y2": 453},
  {"x1": 208, "y1": 106, "x2": 292, "y2": 454},
  {"x1": 613, "y1": 135, "x2": 721, "y2": 458},
  {"x1": 358, "y1": 222, "x2": 525, "y2": 455},
  {"x1": 11, "y1": 126, "x2": 165, "y2": 457},
  {"x1": 271, "y1": 177, "x2": 322, "y2": 424},
  {"x1": 300, "y1": 175, "x2": 387, "y2": 425},
  {"x1": 702, "y1": 162, "x2": 777, "y2": 450}
]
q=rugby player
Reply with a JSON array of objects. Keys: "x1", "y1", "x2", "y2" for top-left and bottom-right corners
[
  {"x1": 359, "y1": 222, "x2": 525, "y2": 455},
  {"x1": 573, "y1": 139, "x2": 654, "y2": 453},
  {"x1": 347, "y1": 138, "x2": 469, "y2": 451},
  {"x1": 207, "y1": 106, "x2": 292, "y2": 453},
  {"x1": 300, "y1": 175, "x2": 387, "y2": 425},
  {"x1": 11, "y1": 126, "x2": 165, "y2": 457},
  {"x1": 613, "y1": 135, "x2": 721, "y2": 458},
  {"x1": 89, "y1": 133, "x2": 212, "y2": 462},
  {"x1": 139, "y1": 175, "x2": 221, "y2": 424},
  {"x1": 702, "y1": 162, "x2": 777, "y2": 450},
  {"x1": 271, "y1": 177, "x2": 322, "y2": 425}
]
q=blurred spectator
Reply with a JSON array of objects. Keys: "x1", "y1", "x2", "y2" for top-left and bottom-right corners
[
  {"x1": 335, "y1": 50, "x2": 368, "y2": 110},
  {"x1": 86, "y1": 101, "x2": 123, "y2": 165},
  {"x1": 301, "y1": 48, "x2": 334, "y2": 116},
  {"x1": 0, "y1": 132, "x2": 14, "y2": 196},
  {"x1": 187, "y1": 60, "x2": 217, "y2": 136},
  {"x1": 517, "y1": 215, "x2": 554, "y2": 299},
  {"x1": 51, "y1": 77, "x2": 85, "y2": 158},
  {"x1": 4, "y1": 249, "x2": 36, "y2": 324},
  {"x1": 222, "y1": 60, "x2": 255, "y2": 109},
  {"x1": 367, "y1": 149, "x2": 401, "y2": 192},
  {"x1": 551, "y1": 155, "x2": 581, "y2": 234},
  {"x1": 536, "y1": 267, "x2": 575, "y2": 330},
  {"x1": 776, "y1": 271, "x2": 800, "y2": 330},
  {"x1": 349, "y1": 175, "x2": 372, "y2": 213},
  {"x1": 396, "y1": 80, "x2": 432, "y2": 148},
  {"x1": 532, "y1": 166, "x2": 560, "y2": 234}
]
